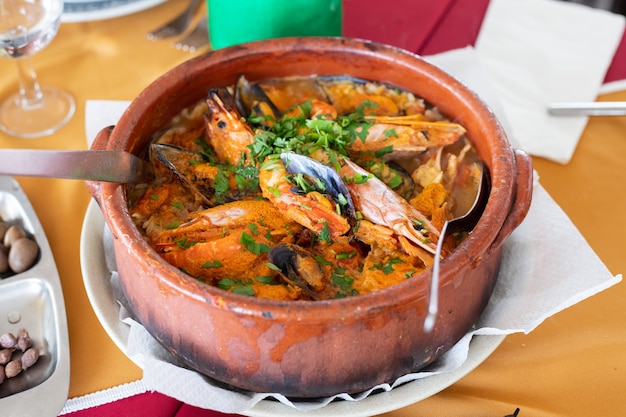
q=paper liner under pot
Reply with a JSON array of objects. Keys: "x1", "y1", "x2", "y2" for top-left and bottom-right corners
[{"x1": 85, "y1": 37, "x2": 533, "y2": 398}]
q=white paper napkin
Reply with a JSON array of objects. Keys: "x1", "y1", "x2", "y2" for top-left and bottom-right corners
[
  {"x1": 85, "y1": 100, "x2": 130, "y2": 147},
  {"x1": 474, "y1": 0, "x2": 625, "y2": 164},
  {"x1": 425, "y1": 46, "x2": 518, "y2": 148}
]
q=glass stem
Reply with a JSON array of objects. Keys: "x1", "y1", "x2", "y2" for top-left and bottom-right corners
[{"x1": 15, "y1": 58, "x2": 43, "y2": 109}]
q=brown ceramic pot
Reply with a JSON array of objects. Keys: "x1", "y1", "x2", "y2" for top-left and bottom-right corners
[{"x1": 87, "y1": 37, "x2": 533, "y2": 398}]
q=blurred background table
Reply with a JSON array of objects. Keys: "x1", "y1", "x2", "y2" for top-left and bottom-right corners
[{"x1": 0, "y1": 1, "x2": 625, "y2": 416}]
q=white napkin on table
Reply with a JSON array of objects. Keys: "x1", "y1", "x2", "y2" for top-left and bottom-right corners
[
  {"x1": 85, "y1": 100, "x2": 130, "y2": 147},
  {"x1": 473, "y1": 0, "x2": 625, "y2": 164}
]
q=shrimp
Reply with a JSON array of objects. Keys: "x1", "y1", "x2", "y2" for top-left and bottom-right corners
[
  {"x1": 204, "y1": 87, "x2": 256, "y2": 166},
  {"x1": 259, "y1": 156, "x2": 352, "y2": 239},
  {"x1": 348, "y1": 114, "x2": 466, "y2": 160},
  {"x1": 153, "y1": 200, "x2": 301, "y2": 283},
  {"x1": 338, "y1": 158, "x2": 440, "y2": 255}
]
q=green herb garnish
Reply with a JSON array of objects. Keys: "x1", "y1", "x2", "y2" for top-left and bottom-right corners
[{"x1": 240, "y1": 232, "x2": 271, "y2": 255}]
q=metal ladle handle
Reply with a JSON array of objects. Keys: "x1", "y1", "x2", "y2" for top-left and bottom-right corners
[
  {"x1": 423, "y1": 163, "x2": 489, "y2": 333},
  {"x1": 423, "y1": 220, "x2": 448, "y2": 332}
]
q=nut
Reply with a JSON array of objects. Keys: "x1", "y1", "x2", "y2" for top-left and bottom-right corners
[
  {"x1": 0, "y1": 349, "x2": 12, "y2": 365},
  {"x1": 0, "y1": 222, "x2": 40, "y2": 278},
  {"x1": 8, "y1": 238, "x2": 38, "y2": 274},
  {"x1": 3, "y1": 225, "x2": 26, "y2": 248},
  {"x1": 16, "y1": 328, "x2": 32, "y2": 352},
  {"x1": 0, "y1": 327, "x2": 43, "y2": 384},
  {"x1": 5, "y1": 359, "x2": 21, "y2": 378},
  {"x1": 0, "y1": 332, "x2": 16, "y2": 349},
  {"x1": 21, "y1": 348, "x2": 39, "y2": 369}
]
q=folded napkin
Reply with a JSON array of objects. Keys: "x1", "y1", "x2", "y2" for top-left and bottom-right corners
[{"x1": 474, "y1": 0, "x2": 625, "y2": 164}]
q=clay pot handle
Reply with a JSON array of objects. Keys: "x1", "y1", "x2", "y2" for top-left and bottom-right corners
[
  {"x1": 84, "y1": 126, "x2": 115, "y2": 206},
  {"x1": 489, "y1": 149, "x2": 534, "y2": 252},
  {"x1": 90, "y1": 125, "x2": 114, "y2": 151}
]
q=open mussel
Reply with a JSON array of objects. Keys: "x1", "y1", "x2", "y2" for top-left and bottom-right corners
[
  {"x1": 385, "y1": 161, "x2": 415, "y2": 200},
  {"x1": 151, "y1": 143, "x2": 255, "y2": 207},
  {"x1": 268, "y1": 243, "x2": 326, "y2": 300},
  {"x1": 151, "y1": 143, "x2": 214, "y2": 206},
  {"x1": 234, "y1": 74, "x2": 330, "y2": 122},
  {"x1": 234, "y1": 75, "x2": 281, "y2": 124},
  {"x1": 280, "y1": 152, "x2": 356, "y2": 222}
]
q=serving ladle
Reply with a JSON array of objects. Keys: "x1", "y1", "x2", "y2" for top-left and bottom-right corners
[{"x1": 423, "y1": 162, "x2": 490, "y2": 333}]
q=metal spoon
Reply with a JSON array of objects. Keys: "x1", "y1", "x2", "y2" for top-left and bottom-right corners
[
  {"x1": 423, "y1": 162, "x2": 490, "y2": 332},
  {"x1": 0, "y1": 149, "x2": 147, "y2": 183}
]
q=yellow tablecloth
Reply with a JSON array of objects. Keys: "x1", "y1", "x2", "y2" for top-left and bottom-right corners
[{"x1": 0, "y1": 2, "x2": 625, "y2": 416}]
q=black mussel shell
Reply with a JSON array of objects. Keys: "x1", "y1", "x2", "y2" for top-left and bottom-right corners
[
  {"x1": 234, "y1": 74, "x2": 281, "y2": 123},
  {"x1": 280, "y1": 152, "x2": 356, "y2": 222},
  {"x1": 268, "y1": 243, "x2": 324, "y2": 300}
]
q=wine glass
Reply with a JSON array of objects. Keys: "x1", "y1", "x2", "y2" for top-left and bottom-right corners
[{"x1": 0, "y1": 0, "x2": 75, "y2": 138}]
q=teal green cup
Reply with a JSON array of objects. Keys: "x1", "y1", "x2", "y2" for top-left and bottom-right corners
[{"x1": 207, "y1": 0, "x2": 342, "y2": 50}]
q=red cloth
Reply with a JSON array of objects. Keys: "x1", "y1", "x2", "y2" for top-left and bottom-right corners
[
  {"x1": 343, "y1": 0, "x2": 626, "y2": 82},
  {"x1": 61, "y1": 391, "x2": 236, "y2": 417},
  {"x1": 606, "y1": 29, "x2": 626, "y2": 82},
  {"x1": 342, "y1": 0, "x2": 458, "y2": 53},
  {"x1": 62, "y1": 1, "x2": 626, "y2": 416},
  {"x1": 62, "y1": 392, "x2": 182, "y2": 417}
]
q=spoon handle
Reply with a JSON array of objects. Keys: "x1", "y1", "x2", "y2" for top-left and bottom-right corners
[
  {"x1": 423, "y1": 220, "x2": 448, "y2": 333},
  {"x1": 548, "y1": 101, "x2": 626, "y2": 116},
  {"x1": 0, "y1": 149, "x2": 145, "y2": 183},
  {"x1": 424, "y1": 163, "x2": 489, "y2": 333}
]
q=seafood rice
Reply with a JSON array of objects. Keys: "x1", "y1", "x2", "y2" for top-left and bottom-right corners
[{"x1": 128, "y1": 75, "x2": 484, "y2": 301}]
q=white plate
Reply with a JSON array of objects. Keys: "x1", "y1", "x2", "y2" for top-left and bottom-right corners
[
  {"x1": 80, "y1": 199, "x2": 504, "y2": 416},
  {"x1": 62, "y1": 0, "x2": 166, "y2": 23}
]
